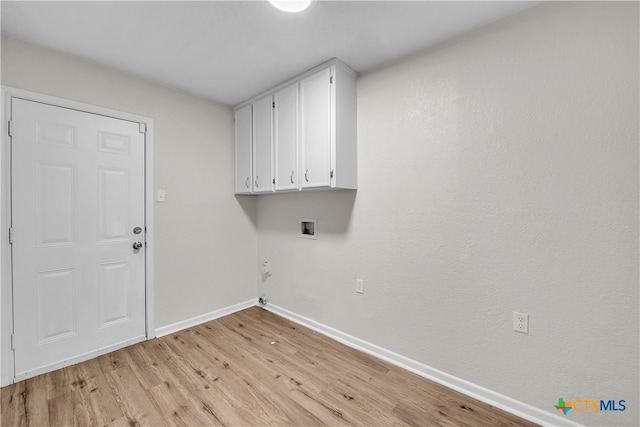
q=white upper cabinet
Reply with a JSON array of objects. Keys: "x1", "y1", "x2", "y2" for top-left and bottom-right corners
[
  {"x1": 300, "y1": 62, "x2": 357, "y2": 190},
  {"x1": 300, "y1": 68, "x2": 332, "y2": 188},
  {"x1": 234, "y1": 104, "x2": 252, "y2": 194},
  {"x1": 252, "y1": 95, "x2": 274, "y2": 193},
  {"x1": 234, "y1": 58, "x2": 356, "y2": 195},
  {"x1": 274, "y1": 83, "x2": 299, "y2": 191}
]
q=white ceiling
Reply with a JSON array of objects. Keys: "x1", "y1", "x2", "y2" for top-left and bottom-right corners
[{"x1": 1, "y1": 1, "x2": 539, "y2": 106}]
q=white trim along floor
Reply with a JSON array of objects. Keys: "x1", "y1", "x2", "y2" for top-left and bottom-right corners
[{"x1": 155, "y1": 299, "x2": 579, "y2": 427}]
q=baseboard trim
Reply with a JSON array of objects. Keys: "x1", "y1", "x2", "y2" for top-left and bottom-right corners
[
  {"x1": 263, "y1": 303, "x2": 580, "y2": 427},
  {"x1": 155, "y1": 299, "x2": 256, "y2": 338}
]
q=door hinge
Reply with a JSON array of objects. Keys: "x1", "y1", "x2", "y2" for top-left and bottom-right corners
[
  {"x1": 139, "y1": 123, "x2": 147, "y2": 134},
  {"x1": 330, "y1": 75, "x2": 334, "y2": 84},
  {"x1": 8, "y1": 227, "x2": 13, "y2": 245},
  {"x1": 272, "y1": 101, "x2": 275, "y2": 109},
  {"x1": 11, "y1": 334, "x2": 16, "y2": 350},
  {"x1": 330, "y1": 170, "x2": 334, "y2": 179},
  {"x1": 272, "y1": 178, "x2": 275, "y2": 184},
  {"x1": 8, "y1": 120, "x2": 13, "y2": 137}
]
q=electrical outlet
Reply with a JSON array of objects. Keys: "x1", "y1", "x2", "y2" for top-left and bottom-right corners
[
  {"x1": 356, "y1": 279, "x2": 364, "y2": 294},
  {"x1": 513, "y1": 312, "x2": 529, "y2": 334}
]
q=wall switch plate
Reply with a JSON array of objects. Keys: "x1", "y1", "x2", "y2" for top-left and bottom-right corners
[
  {"x1": 356, "y1": 279, "x2": 364, "y2": 294},
  {"x1": 513, "y1": 312, "x2": 529, "y2": 334},
  {"x1": 157, "y1": 189, "x2": 166, "y2": 202}
]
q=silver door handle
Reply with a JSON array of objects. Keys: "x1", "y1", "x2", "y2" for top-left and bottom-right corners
[
  {"x1": 290, "y1": 171, "x2": 294, "y2": 184},
  {"x1": 245, "y1": 177, "x2": 249, "y2": 188},
  {"x1": 255, "y1": 176, "x2": 259, "y2": 188},
  {"x1": 305, "y1": 169, "x2": 309, "y2": 182},
  {"x1": 133, "y1": 241, "x2": 143, "y2": 250}
]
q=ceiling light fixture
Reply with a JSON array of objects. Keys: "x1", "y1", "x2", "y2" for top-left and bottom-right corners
[{"x1": 268, "y1": 0, "x2": 313, "y2": 13}]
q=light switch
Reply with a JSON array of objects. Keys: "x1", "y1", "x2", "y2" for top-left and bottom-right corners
[{"x1": 157, "y1": 189, "x2": 166, "y2": 202}]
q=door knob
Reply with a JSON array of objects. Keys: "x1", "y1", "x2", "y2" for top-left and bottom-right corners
[{"x1": 133, "y1": 241, "x2": 143, "y2": 250}]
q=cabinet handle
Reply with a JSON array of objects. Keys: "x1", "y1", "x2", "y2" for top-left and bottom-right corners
[
  {"x1": 255, "y1": 176, "x2": 259, "y2": 188},
  {"x1": 290, "y1": 171, "x2": 294, "y2": 184},
  {"x1": 245, "y1": 177, "x2": 249, "y2": 188},
  {"x1": 305, "y1": 169, "x2": 309, "y2": 182}
]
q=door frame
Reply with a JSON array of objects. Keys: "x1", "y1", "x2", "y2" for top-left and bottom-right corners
[{"x1": 0, "y1": 86, "x2": 155, "y2": 386}]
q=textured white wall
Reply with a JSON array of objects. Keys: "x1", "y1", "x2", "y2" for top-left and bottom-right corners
[
  {"x1": 257, "y1": 2, "x2": 639, "y2": 426},
  {"x1": 1, "y1": 36, "x2": 258, "y2": 328}
]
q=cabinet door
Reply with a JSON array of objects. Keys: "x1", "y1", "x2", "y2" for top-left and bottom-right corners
[
  {"x1": 252, "y1": 95, "x2": 274, "y2": 193},
  {"x1": 300, "y1": 68, "x2": 332, "y2": 188},
  {"x1": 234, "y1": 105, "x2": 252, "y2": 194},
  {"x1": 274, "y1": 84, "x2": 299, "y2": 191}
]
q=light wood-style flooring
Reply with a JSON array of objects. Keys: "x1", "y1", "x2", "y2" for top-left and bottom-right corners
[{"x1": 2, "y1": 307, "x2": 538, "y2": 426}]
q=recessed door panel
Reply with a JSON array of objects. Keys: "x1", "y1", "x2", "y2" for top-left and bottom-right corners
[
  {"x1": 36, "y1": 121, "x2": 77, "y2": 149},
  {"x1": 99, "y1": 261, "x2": 130, "y2": 327},
  {"x1": 98, "y1": 131, "x2": 131, "y2": 155},
  {"x1": 99, "y1": 168, "x2": 129, "y2": 242},
  {"x1": 36, "y1": 163, "x2": 76, "y2": 247},
  {"x1": 37, "y1": 268, "x2": 77, "y2": 343}
]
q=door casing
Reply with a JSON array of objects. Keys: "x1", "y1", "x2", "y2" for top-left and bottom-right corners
[{"x1": 0, "y1": 86, "x2": 155, "y2": 386}]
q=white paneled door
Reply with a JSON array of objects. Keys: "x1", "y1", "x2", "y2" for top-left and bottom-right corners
[{"x1": 11, "y1": 98, "x2": 146, "y2": 380}]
